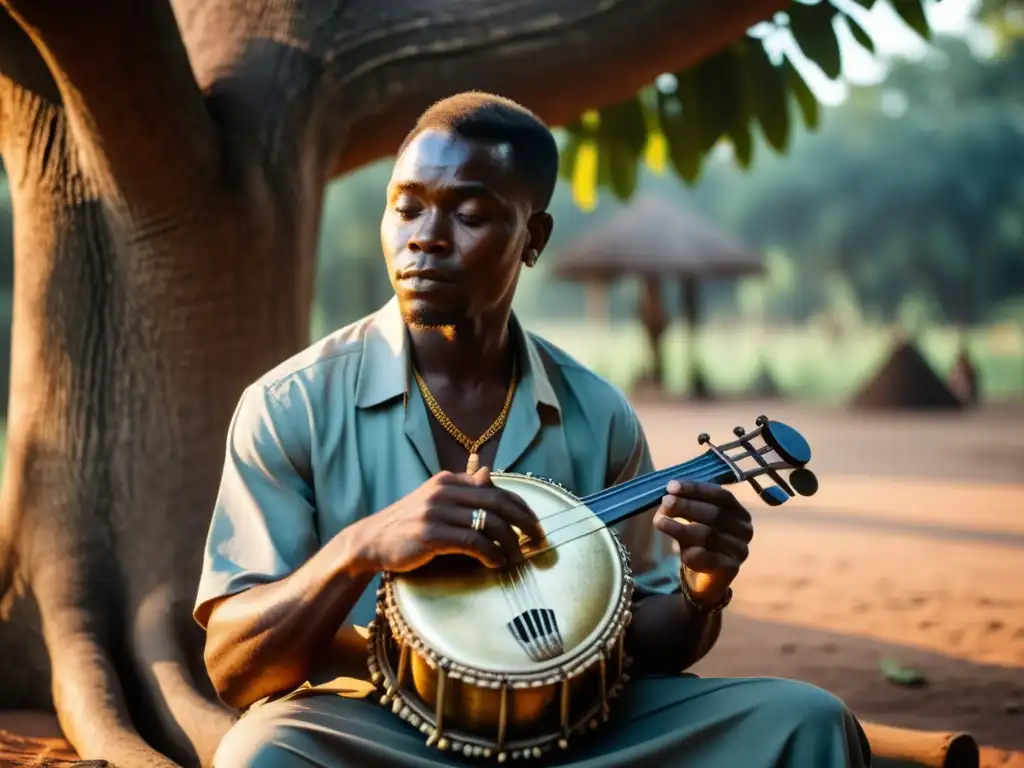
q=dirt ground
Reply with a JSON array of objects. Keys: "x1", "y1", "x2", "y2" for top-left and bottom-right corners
[
  {"x1": 637, "y1": 399, "x2": 1024, "y2": 768},
  {"x1": 1, "y1": 399, "x2": 1021, "y2": 767}
]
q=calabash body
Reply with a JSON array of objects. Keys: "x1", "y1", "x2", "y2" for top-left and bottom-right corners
[{"x1": 368, "y1": 472, "x2": 635, "y2": 761}]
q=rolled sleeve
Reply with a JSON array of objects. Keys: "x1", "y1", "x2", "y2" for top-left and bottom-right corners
[
  {"x1": 607, "y1": 397, "x2": 682, "y2": 599},
  {"x1": 193, "y1": 384, "x2": 319, "y2": 628}
]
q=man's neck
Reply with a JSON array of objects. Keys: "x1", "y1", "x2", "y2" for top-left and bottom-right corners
[{"x1": 407, "y1": 313, "x2": 515, "y2": 389}]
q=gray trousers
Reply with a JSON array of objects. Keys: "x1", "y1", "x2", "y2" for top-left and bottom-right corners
[{"x1": 213, "y1": 675, "x2": 871, "y2": 767}]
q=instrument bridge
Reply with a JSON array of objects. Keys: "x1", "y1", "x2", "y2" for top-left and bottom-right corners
[{"x1": 508, "y1": 608, "x2": 565, "y2": 662}]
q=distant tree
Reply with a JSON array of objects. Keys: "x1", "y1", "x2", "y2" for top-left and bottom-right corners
[{"x1": 687, "y1": 35, "x2": 1024, "y2": 324}]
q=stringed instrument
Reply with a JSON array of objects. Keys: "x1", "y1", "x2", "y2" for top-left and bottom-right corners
[{"x1": 366, "y1": 415, "x2": 818, "y2": 762}]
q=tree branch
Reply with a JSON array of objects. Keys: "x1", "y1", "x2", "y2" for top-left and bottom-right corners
[
  {"x1": 1, "y1": 1, "x2": 221, "y2": 218},
  {"x1": 314, "y1": 0, "x2": 788, "y2": 176}
]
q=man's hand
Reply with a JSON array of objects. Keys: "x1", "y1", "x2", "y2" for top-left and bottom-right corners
[
  {"x1": 653, "y1": 480, "x2": 754, "y2": 607},
  {"x1": 350, "y1": 467, "x2": 544, "y2": 574}
]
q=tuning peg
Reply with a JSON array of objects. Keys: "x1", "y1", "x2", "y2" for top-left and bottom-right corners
[
  {"x1": 760, "y1": 420, "x2": 812, "y2": 467},
  {"x1": 759, "y1": 486, "x2": 789, "y2": 506},
  {"x1": 755, "y1": 415, "x2": 769, "y2": 427},
  {"x1": 697, "y1": 432, "x2": 710, "y2": 445},
  {"x1": 788, "y1": 468, "x2": 819, "y2": 497},
  {"x1": 733, "y1": 426, "x2": 746, "y2": 437}
]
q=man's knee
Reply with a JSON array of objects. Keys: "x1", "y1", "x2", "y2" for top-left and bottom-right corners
[
  {"x1": 212, "y1": 710, "x2": 297, "y2": 768},
  {"x1": 760, "y1": 678, "x2": 853, "y2": 728}
]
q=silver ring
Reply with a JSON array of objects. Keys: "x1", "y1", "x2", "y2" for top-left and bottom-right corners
[{"x1": 471, "y1": 509, "x2": 487, "y2": 532}]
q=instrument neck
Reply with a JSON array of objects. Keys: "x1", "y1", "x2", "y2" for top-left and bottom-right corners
[{"x1": 582, "y1": 450, "x2": 735, "y2": 528}]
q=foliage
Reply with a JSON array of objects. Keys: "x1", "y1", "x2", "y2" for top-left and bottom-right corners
[
  {"x1": 312, "y1": 29, "x2": 1024, "y2": 335},
  {"x1": 979, "y1": 0, "x2": 1024, "y2": 44},
  {"x1": 558, "y1": 0, "x2": 935, "y2": 210},
  {"x1": 700, "y1": 34, "x2": 1024, "y2": 325}
]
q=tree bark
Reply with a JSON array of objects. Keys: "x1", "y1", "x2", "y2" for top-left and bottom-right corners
[{"x1": 0, "y1": 1, "x2": 784, "y2": 765}]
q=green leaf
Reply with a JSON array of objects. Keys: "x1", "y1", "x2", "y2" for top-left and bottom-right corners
[
  {"x1": 563, "y1": 116, "x2": 586, "y2": 136},
  {"x1": 559, "y1": 117, "x2": 587, "y2": 180},
  {"x1": 879, "y1": 657, "x2": 929, "y2": 687},
  {"x1": 558, "y1": 130, "x2": 581, "y2": 181},
  {"x1": 782, "y1": 57, "x2": 821, "y2": 130},
  {"x1": 688, "y1": 47, "x2": 745, "y2": 151},
  {"x1": 593, "y1": 96, "x2": 646, "y2": 201},
  {"x1": 597, "y1": 143, "x2": 612, "y2": 191},
  {"x1": 789, "y1": 1, "x2": 843, "y2": 80},
  {"x1": 606, "y1": 141, "x2": 639, "y2": 200},
  {"x1": 656, "y1": 85, "x2": 703, "y2": 185},
  {"x1": 848, "y1": 0, "x2": 879, "y2": 7},
  {"x1": 598, "y1": 96, "x2": 649, "y2": 157},
  {"x1": 728, "y1": 120, "x2": 755, "y2": 169},
  {"x1": 843, "y1": 11, "x2": 876, "y2": 53},
  {"x1": 745, "y1": 41, "x2": 791, "y2": 153},
  {"x1": 892, "y1": 0, "x2": 932, "y2": 40}
]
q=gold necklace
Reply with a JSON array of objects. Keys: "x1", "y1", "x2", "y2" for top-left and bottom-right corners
[{"x1": 413, "y1": 359, "x2": 518, "y2": 474}]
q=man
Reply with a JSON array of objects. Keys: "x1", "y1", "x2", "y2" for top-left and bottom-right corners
[{"x1": 196, "y1": 92, "x2": 870, "y2": 767}]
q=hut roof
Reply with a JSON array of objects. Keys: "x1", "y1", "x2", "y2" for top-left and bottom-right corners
[
  {"x1": 552, "y1": 195, "x2": 763, "y2": 282},
  {"x1": 850, "y1": 340, "x2": 963, "y2": 411}
]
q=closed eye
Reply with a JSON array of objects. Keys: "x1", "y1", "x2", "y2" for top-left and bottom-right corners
[
  {"x1": 457, "y1": 213, "x2": 486, "y2": 227},
  {"x1": 395, "y1": 207, "x2": 419, "y2": 219}
]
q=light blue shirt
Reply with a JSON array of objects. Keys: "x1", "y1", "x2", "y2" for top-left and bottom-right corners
[{"x1": 194, "y1": 298, "x2": 681, "y2": 683}]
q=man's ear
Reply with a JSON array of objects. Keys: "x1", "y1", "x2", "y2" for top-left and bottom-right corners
[{"x1": 524, "y1": 212, "x2": 554, "y2": 267}]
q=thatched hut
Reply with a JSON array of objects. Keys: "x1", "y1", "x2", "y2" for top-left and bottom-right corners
[
  {"x1": 552, "y1": 195, "x2": 763, "y2": 399},
  {"x1": 850, "y1": 339, "x2": 963, "y2": 410}
]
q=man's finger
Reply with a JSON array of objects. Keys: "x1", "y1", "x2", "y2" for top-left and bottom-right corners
[
  {"x1": 437, "y1": 506, "x2": 524, "y2": 565},
  {"x1": 446, "y1": 485, "x2": 544, "y2": 543},
  {"x1": 661, "y1": 494, "x2": 754, "y2": 541},
  {"x1": 424, "y1": 524, "x2": 507, "y2": 569},
  {"x1": 654, "y1": 513, "x2": 712, "y2": 549},
  {"x1": 654, "y1": 513, "x2": 749, "y2": 560},
  {"x1": 665, "y1": 480, "x2": 750, "y2": 520}
]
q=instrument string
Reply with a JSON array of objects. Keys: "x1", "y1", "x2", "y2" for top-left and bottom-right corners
[
  {"x1": 522, "y1": 459, "x2": 728, "y2": 562},
  {"x1": 499, "y1": 560, "x2": 560, "y2": 660},
  {"x1": 524, "y1": 453, "x2": 724, "y2": 536},
  {"x1": 495, "y1": 459, "x2": 726, "y2": 659},
  {"x1": 515, "y1": 563, "x2": 560, "y2": 657},
  {"x1": 495, "y1": 455, "x2": 729, "y2": 659},
  {"x1": 524, "y1": 562, "x2": 564, "y2": 654}
]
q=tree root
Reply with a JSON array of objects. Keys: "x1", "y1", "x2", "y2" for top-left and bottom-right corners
[
  {"x1": 45, "y1": 624, "x2": 180, "y2": 767},
  {"x1": 30, "y1": 555, "x2": 180, "y2": 768},
  {"x1": 131, "y1": 585, "x2": 236, "y2": 767}
]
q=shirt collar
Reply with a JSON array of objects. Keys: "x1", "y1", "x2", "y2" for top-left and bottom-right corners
[{"x1": 354, "y1": 296, "x2": 560, "y2": 415}]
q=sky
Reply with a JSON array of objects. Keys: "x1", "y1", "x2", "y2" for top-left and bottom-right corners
[{"x1": 770, "y1": 0, "x2": 988, "y2": 104}]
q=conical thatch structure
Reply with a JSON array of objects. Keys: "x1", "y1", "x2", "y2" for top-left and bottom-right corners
[
  {"x1": 850, "y1": 340, "x2": 963, "y2": 411},
  {"x1": 947, "y1": 342, "x2": 980, "y2": 406},
  {"x1": 552, "y1": 195, "x2": 764, "y2": 282},
  {"x1": 553, "y1": 196, "x2": 763, "y2": 399},
  {"x1": 747, "y1": 361, "x2": 782, "y2": 399}
]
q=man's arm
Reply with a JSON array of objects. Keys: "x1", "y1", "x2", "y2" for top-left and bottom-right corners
[
  {"x1": 195, "y1": 385, "x2": 545, "y2": 709},
  {"x1": 194, "y1": 383, "x2": 372, "y2": 709},
  {"x1": 606, "y1": 393, "x2": 722, "y2": 675},
  {"x1": 202, "y1": 528, "x2": 375, "y2": 710},
  {"x1": 627, "y1": 588, "x2": 722, "y2": 675}
]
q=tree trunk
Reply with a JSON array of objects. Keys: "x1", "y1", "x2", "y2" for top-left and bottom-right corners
[
  {"x1": 0, "y1": 21, "x2": 322, "y2": 759},
  {"x1": 0, "y1": 0, "x2": 786, "y2": 765},
  {"x1": 0, "y1": 130, "x2": 322, "y2": 766}
]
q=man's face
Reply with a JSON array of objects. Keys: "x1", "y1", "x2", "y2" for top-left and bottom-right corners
[{"x1": 381, "y1": 129, "x2": 539, "y2": 327}]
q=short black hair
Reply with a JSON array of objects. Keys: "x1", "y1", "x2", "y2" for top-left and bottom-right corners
[{"x1": 398, "y1": 91, "x2": 559, "y2": 211}]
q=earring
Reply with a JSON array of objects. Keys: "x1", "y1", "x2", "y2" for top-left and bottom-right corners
[{"x1": 525, "y1": 248, "x2": 538, "y2": 266}]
